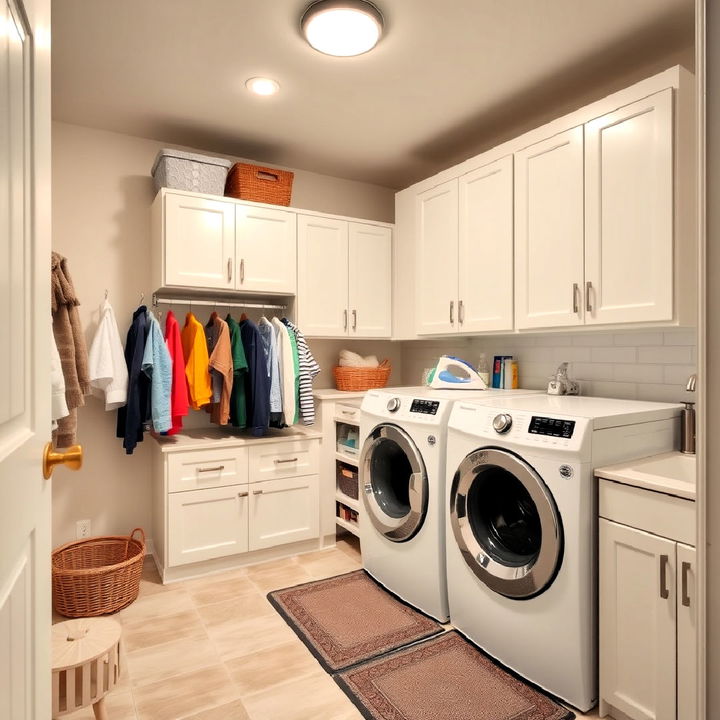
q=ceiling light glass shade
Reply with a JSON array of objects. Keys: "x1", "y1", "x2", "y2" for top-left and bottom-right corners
[
  {"x1": 301, "y1": 0, "x2": 384, "y2": 57},
  {"x1": 245, "y1": 77, "x2": 280, "y2": 96}
]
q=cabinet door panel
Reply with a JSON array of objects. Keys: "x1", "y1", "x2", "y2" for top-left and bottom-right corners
[
  {"x1": 585, "y1": 89, "x2": 673, "y2": 324},
  {"x1": 164, "y1": 193, "x2": 235, "y2": 289},
  {"x1": 297, "y1": 215, "x2": 349, "y2": 337},
  {"x1": 599, "y1": 519, "x2": 676, "y2": 720},
  {"x1": 458, "y1": 156, "x2": 514, "y2": 332},
  {"x1": 236, "y1": 204, "x2": 297, "y2": 293},
  {"x1": 168, "y1": 485, "x2": 249, "y2": 566},
  {"x1": 415, "y1": 180, "x2": 458, "y2": 335},
  {"x1": 515, "y1": 127, "x2": 584, "y2": 329},
  {"x1": 349, "y1": 223, "x2": 392, "y2": 338},
  {"x1": 677, "y1": 543, "x2": 697, "y2": 720},
  {"x1": 249, "y1": 475, "x2": 319, "y2": 551}
]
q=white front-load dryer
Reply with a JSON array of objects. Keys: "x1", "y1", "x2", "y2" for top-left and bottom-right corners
[
  {"x1": 359, "y1": 386, "x2": 542, "y2": 622},
  {"x1": 445, "y1": 395, "x2": 681, "y2": 711}
]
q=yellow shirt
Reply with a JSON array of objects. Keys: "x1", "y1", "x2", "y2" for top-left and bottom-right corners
[{"x1": 181, "y1": 313, "x2": 212, "y2": 410}]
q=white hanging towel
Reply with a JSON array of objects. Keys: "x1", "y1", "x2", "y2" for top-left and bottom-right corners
[
  {"x1": 88, "y1": 298, "x2": 129, "y2": 410},
  {"x1": 51, "y1": 319, "x2": 69, "y2": 430}
]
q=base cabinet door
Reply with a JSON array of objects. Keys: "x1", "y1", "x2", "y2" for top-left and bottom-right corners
[
  {"x1": 676, "y1": 543, "x2": 697, "y2": 720},
  {"x1": 235, "y1": 204, "x2": 297, "y2": 293},
  {"x1": 163, "y1": 192, "x2": 236, "y2": 290},
  {"x1": 599, "y1": 519, "x2": 677, "y2": 720},
  {"x1": 168, "y1": 485, "x2": 249, "y2": 566},
  {"x1": 514, "y1": 127, "x2": 585, "y2": 329},
  {"x1": 249, "y1": 475, "x2": 319, "y2": 552}
]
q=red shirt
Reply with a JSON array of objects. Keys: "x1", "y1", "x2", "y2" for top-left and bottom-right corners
[{"x1": 164, "y1": 311, "x2": 189, "y2": 435}]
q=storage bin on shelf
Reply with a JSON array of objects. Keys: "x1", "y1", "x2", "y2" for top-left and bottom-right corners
[
  {"x1": 151, "y1": 149, "x2": 232, "y2": 195},
  {"x1": 334, "y1": 360, "x2": 391, "y2": 392},
  {"x1": 52, "y1": 528, "x2": 145, "y2": 617},
  {"x1": 225, "y1": 162, "x2": 294, "y2": 206},
  {"x1": 337, "y1": 463, "x2": 359, "y2": 500},
  {"x1": 336, "y1": 422, "x2": 359, "y2": 459}
]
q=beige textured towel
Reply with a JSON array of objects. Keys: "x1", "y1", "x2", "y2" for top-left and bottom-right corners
[{"x1": 51, "y1": 252, "x2": 90, "y2": 447}]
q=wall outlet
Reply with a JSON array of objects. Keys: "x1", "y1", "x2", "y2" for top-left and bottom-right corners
[{"x1": 76, "y1": 519, "x2": 91, "y2": 539}]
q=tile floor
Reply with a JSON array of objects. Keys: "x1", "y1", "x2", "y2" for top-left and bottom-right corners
[{"x1": 55, "y1": 536, "x2": 601, "y2": 720}]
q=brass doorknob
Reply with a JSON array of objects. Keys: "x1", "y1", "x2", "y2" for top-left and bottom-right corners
[{"x1": 42, "y1": 442, "x2": 83, "y2": 479}]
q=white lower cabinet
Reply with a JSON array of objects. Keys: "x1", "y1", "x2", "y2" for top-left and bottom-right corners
[
  {"x1": 168, "y1": 485, "x2": 249, "y2": 566},
  {"x1": 249, "y1": 475, "x2": 320, "y2": 551},
  {"x1": 598, "y1": 478, "x2": 697, "y2": 720}
]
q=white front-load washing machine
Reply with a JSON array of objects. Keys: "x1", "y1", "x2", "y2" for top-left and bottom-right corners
[
  {"x1": 445, "y1": 395, "x2": 681, "y2": 711},
  {"x1": 359, "y1": 386, "x2": 541, "y2": 622}
]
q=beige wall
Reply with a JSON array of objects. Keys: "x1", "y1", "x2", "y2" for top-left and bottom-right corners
[{"x1": 51, "y1": 121, "x2": 396, "y2": 547}]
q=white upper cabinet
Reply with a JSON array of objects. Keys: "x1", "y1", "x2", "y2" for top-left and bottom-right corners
[
  {"x1": 297, "y1": 215, "x2": 350, "y2": 337},
  {"x1": 163, "y1": 193, "x2": 236, "y2": 290},
  {"x1": 458, "y1": 156, "x2": 514, "y2": 333},
  {"x1": 349, "y1": 222, "x2": 392, "y2": 338},
  {"x1": 415, "y1": 179, "x2": 459, "y2": 335},
  {"x1": 584, "y1": 89, "x2": 674, "y2": 325},
  {"x1": 514, "y1": 127, "x2": 585, "y2": 330},
  {"x1": 235, "y1": 204, "x2": 297, "y2": 294}
]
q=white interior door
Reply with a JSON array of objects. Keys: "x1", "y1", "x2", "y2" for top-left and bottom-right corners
[
  {"x1": 585, "y1": 89, "x2": 674, "y2": 324},
  {"x1": 415, "y1": 179, "x2": 459, "y2": 335},
  {"x1": 458, "y1": 155, "x2": 514, "y2": 333},
  {"x1": 296, "y1": 215, "x2": 349, "y2": 337},
  {"x1": 514, "y1": 127, "x2": 585, "y2": 329},
  {"x1": 599, "y1": 519, "x2": 677, "y2": 720},
  {"x1": 677, "y1": 543, "x2": 697, "y2": 720},
  {"x1": 163, "y1": 192, "x2": 235, "y2": 289},
  {"x1": 235, "y1": 204, "x2": 297, "y2": 294},
  {"x1": 0, "y1": 0, "x2": 52, "y2": 717},
  {"x1": 348, "y1": 222, "x2": 392, "y2": 338}
]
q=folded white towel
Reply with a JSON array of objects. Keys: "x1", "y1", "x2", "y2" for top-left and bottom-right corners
[{"x1": 339, "y1": 350, "x2": 380, "y2": 368}]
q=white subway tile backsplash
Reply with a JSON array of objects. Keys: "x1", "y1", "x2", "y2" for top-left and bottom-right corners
[
  {"x1": 583, "y1": 381, "x2": 639, "y2": 400},
  {"x1": 573, "y1": 333, "x2": 614, "y2": 347},
  {"x1": 590, "y1": 346, "x2": 637, "y2": 364},
  {"x1": 663, "y1": 330, "x2": 697, "y2": 346},
  {"x1": 571, "y1": 363, "x2": 616, "y2": 382},
  {"x1": 662, "y1": 364, "x2": 697, "y2": 386},
  {"x1": 637, "y1": 345, "x2": 694, "y2": 365},
  {"x1": 553, "y1": 346, "x2": 592, "y2": 362},
  {"x1": 613, "y1": 363, "x2": 665, "y2": 384},
  {"x1": 613, "y1": 331, "x2": 664, "y2": 346}
]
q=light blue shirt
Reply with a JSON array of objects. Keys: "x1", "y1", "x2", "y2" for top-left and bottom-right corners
[
  {"x1": 258, "y1": 317, "x2": 282, "y2": 414},
  {"x1": 141, "y1": 311, "x2": 173, "y2": 433}
]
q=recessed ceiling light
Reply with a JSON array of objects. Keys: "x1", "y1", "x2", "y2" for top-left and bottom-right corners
[
  {"x1": 245, "y1": 77, "x2": 280, "y2": 96},
  {"x1": 301, "y1": 0, "x2": 384, "y2": 57}
]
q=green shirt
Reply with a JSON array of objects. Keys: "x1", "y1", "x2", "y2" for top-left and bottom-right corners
[
  {"x1": 225, "y1": 315, "x2": 249, "y2": 428},
  {"x1": 285, "y1": 323, "x2": 301, "y2": 424}
]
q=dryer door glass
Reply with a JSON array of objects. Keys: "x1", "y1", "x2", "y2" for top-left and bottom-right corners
[
  {"x1": 450, "y1": 448, "x2": 562, "y2": 599},
  {"x1": 359, "y1": 424, "x2": 428, "y2": 543}
]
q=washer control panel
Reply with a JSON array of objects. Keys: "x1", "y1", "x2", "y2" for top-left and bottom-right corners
[
  {"x1": 410, "y1": 399, "x2": 440, "y2": 416},
  {"x1": 529, "y1": 416, "x2": 576, "y2": 439}
]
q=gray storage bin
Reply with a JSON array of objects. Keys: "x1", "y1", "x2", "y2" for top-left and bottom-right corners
[{"x1": 151, "y1": 148, "x2": 232, "y2": 195}]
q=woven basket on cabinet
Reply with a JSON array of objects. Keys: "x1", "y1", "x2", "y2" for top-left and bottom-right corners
[
  {"x1": 52, "y1": 528, "x2": 145, "y2": 617},
  {"x1": 334, "y1": 360, "x2": 391, "y2": 392},
  {"x1": 225, "y1": 162, "x2": 294, "y2": 205}
]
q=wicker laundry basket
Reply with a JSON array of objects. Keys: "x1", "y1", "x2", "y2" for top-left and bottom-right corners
[
  {"x1": 52, "y1": 528, "x2": 145, "y2": 618},
  {"x1": 334, "y1": 360, "x2": 391, "y2": 392},
  {"x1": 225, "y1": 162, "x2": 294, "y2": 205}
]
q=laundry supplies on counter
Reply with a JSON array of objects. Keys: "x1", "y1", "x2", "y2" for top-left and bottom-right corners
[{"x1": 88, "y1": 298, "x2": 128, "y2": 411}]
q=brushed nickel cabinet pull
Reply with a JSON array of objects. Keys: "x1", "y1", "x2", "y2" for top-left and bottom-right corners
[
  {"x1": 352, "y1": 309, "x2": 357, "y2": 331},
  {"x1": 681, "y1": 561, "x2": 692, "y2": 607},
  {"x1": 572, "y1": 283, "x2": 579, "y2": 313},
  {"x1": 253, "y1": 488, "x2": 264, "y2": 495},
  {"x1": 449, "y1": 300, "x2": 454, "y2": 325},
  {"x1": 227, "y1": 257, "x2": 232, "y2": 282},
  {"x1": 274, "y1": 457, "x2": 299, "y2": 464},
  {"x1": 240, "y1": 258, "x2": 245, "y2": 283},
  {"x1": 343, "y1": 309, "x2": 348, "y2": 331},
  {"x1": 660, "y1": 554, "x2": 670, "y2": 599},
  {"x1": 197, "y1": 465, "x2": 224, "y2": 473},
  {"x1": 341, "y1": 410, "x2": 356, "y2": 417},
  {"x1": 586, "y1": 281, "x2": 593, "y2": 312},
  {"x1": 237, "y1": 491, "x2": 248, "y2": 498},
  {"x1": 458, "y1": 299, "x2": 465, "y2": 325}
]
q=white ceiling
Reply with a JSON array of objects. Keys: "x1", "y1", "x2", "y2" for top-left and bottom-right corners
[{"x1": 51, "y1": 0, "x2": 694, "y2": 189}]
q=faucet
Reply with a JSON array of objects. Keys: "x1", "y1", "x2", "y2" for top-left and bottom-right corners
[
  {"x1": 681, "y1": 374, "x2": 696, "y2": 455},
  {"x1": 686, "y1": 374, "x2": 697, "y2": 392}
]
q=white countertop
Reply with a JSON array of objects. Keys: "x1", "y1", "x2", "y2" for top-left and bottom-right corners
[
  {"x1": 595, "y1": 451, "x2": 696, "y2": 501},
  {"x1": 313, "y1": 389, "x2": 368, "y2": 401},
  {"x1": 153, "y1": 426, "x2": 322, "y2": 453}
]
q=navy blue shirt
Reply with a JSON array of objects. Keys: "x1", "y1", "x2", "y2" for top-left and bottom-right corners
[
  {"x1": 239, "y1": 319, "x2": 270, "y2": 436},
  {"x1": 117, "y1": 306, "x2": 149, "y2": 454}
]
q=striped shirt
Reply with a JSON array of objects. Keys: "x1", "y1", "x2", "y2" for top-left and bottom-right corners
[{"x1": 283, "y1": 319, "x2": 320, "y2": 426}]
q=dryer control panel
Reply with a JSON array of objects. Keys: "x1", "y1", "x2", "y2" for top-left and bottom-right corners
[
  {"x1": 529, "y1": 416, "x2": 576, "y2": 439},
  {"x1": 410, "y1": 399, "x2": 440, "y2": 415}
]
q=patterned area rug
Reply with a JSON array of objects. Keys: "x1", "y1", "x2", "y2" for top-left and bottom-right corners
[
  {"x1": 335, "y1": 631, "x2": 574, "y2": 720},
  {"x1": 267, "y1": 570, "x2": 444, "y2": 672}
]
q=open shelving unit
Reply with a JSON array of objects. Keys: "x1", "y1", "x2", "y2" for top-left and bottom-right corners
[{"x1": 334, "y1": 402, "x2": 362, "y2": 538}]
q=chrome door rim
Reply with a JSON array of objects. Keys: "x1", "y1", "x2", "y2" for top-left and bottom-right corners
[
  {"x1": 449, "y1": 447, "x2": 562, "y2": 599},
  {"x1": 359, "y1": 423, "x2": 428, "y2": 543}
]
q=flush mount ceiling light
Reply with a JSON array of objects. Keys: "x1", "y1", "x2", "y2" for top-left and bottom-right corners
[
  {"x1": 301, "y1": 0, "x2": 384, "y2": 57},
  {"x1": 245, "y1": 77, "x2": 280, "y2": 96}
]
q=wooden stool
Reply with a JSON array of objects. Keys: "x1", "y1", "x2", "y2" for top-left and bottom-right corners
[{"x1": 51, "y1": 617, "x2": 122, "y2": 719}]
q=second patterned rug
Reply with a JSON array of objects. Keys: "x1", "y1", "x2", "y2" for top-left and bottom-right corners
[{"x1": 267, "y1": 569, "x2": 444, "y2": 672}]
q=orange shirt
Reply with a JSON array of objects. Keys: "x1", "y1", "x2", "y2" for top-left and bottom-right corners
[{"x1": 181, "y1": 313, "x2": 212, "y2": 410}]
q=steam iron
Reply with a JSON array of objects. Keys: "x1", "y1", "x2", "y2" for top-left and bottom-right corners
[{"x1": 427, "y1": 355, "x2": 488, "y2": 390}]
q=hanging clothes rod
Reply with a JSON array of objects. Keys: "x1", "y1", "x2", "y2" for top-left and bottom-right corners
[{"x1": 152, "y1": 293, "x2": 287, "y2": 311}]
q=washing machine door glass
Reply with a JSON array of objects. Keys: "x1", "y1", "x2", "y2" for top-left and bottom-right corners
[
  {"x1": 450, "y1": 448, "x2": 562, "y2": 599},
  {"x1": 360, "y1": 424, "x2": 428, "y2": 543}
]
